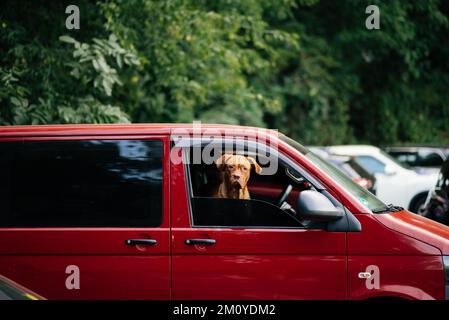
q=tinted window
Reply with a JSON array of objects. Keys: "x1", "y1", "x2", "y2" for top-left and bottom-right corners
[
  {"x1": 0, "y1": 140, "x2": 163, "y2": 227},
  {"x1": 356, "y1": 156, "x2": 386, "y2": 174},
  {"x1": 419, "y1": 152, "x2": 444, "y2": 167},
  {"x1": 192, "y1": 197, "x2": 303, "y2": 228}
]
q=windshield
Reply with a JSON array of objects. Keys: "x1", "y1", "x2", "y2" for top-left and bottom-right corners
[{"x1": 280, "y1": 135, "x2": 386, "y2": 211}]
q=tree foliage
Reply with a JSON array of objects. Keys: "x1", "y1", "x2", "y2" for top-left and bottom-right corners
[{"x1": 1, "y1": 0, "x2": 449, "y2": 144}]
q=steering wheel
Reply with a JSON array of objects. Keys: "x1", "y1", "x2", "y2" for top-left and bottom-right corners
[{"x1": 276, "y1": 184, "x2": 293, "y2": 207}]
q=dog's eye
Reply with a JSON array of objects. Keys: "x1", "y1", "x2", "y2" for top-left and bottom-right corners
[
  {"x1": 228, "y1": 165, "x2": 234, "y2": 169},
  {"x1": 243, "y1": 167, "x2": 248, "y2": 171}
]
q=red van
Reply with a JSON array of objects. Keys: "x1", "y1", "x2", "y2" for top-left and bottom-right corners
[{"x1": 0, "y1": 123, "x2": 448, "y2": 300}]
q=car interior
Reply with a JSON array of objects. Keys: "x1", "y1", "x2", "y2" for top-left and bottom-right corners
[{"x1": 185, "y1": 146, "x2": 319, "y2": 228}]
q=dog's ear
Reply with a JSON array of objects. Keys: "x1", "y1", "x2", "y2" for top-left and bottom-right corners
[
  {"x1": 246, "y1": 156, "x2": 262, "y2": 174},
  {"x1": 215, "y1": 154, "x2": 232, "y2": 171}
]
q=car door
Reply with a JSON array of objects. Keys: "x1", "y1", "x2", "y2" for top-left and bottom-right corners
[
  {"x1": 0, "y1": 136, "x2": 170, "y2": 299},
  {"x1": 170, "y1": 143, "x2": 347, "y2": 299}
]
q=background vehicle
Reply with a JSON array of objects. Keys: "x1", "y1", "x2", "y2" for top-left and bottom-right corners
[
  {"x1": 384, "y1": 146, "x2": 449, "y2": 173},
  {"x1": 327, "y1": 156, "x2": 376, "y2": 194},
  {"x1": 324, "y1": 145, "x2": 438, "y2": 213},
  {"x1": 0, "y1": 274, "x2": 45, "y2": 300},
  {"x1": 309, "y1": 147, "x2": 376, "y2": 194},
  {"x1": 421, "y1": 159, "x2": 449, "y2": 225}
]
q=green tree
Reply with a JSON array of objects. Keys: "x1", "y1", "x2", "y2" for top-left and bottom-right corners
[
  {"x1": 0, "y1": 0, "x2": 137, "y2": 124},
  {"x1": 1, "y1": 0, "x2": 449, "y2": 146}
]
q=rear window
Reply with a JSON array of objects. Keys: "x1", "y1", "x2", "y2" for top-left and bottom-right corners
[{"x1": 0, "y1": 140, "x2": 163, "y2": 227}]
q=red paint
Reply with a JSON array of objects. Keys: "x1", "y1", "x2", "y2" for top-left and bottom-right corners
[
  {"x1": 347, "y1": 214, "x2": 445, "y2": 300},
  {"x1": 374, "y1": 210, "x2": 449, "y2": 255},
  {"x1": 348, "y1": 255, "x2": 443, "y2": 300},
  {"x1": 348, "y1": 214, "x2": 441, "y2": 256},
  {"x1": 0, "y1": 124, "x2": 448, "y2": 299},
  {"x1": 171, "y1": 228, "x2": 346, "y2": 299}
]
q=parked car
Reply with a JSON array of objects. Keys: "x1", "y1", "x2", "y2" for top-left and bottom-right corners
[
  {"x1": 0, "y1": 274, "x2": 45, "y2": 300},
  {"x1": 309, "y1": 147, "x2": 376, "y2": 194},
  {"x1": 421, "y1": 159, "x2": 449, "y2": 225},
  {"x1": 324, "y1": 145, "x2": 439, "y2": 213},
  {"x1": 1, "y1": 124, "x2": 449, "y2": 300},
  {"x1": 383, "y1": 146, "x2": 449, "y2": 172}
]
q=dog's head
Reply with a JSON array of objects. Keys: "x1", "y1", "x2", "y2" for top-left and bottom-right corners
[{"x1": 215, "y1": 154, "x2": 262, "y2": 190}]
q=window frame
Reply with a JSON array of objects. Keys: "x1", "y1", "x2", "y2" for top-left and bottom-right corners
[{"x1": 180, "y1": 139, "x2": 340, "y2": 230}]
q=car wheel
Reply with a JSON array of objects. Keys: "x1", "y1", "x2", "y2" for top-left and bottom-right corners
[{"x1": 409, "y1": 195, "x2": 427, "y2": 214}]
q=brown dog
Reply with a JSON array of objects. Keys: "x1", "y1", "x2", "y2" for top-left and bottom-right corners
[{"x1": 214, "y1": 154, "x2": 262, "y2": 199}]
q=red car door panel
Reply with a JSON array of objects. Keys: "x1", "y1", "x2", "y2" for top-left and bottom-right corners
[
  {"x1": 172, "y1": 228, "x2": 346, "y2": 299},
  {"x1": 170, "y1": 147, "x2": 347, "y2": 299},
  {"x1": 0, "y1": 254, "x2": 168, "y2": 300}
]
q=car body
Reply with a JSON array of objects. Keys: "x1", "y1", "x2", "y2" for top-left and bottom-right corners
[
  {"x1": 0, "y1": 274, "x2": 45, "y2": 300},
  {"x1": 323, "y1": 145, "x2": 438, "y2": 213},
  {"x1": 0, "y1": 124, "x2": 448, "y2": 300},
  {"x1": 383, "y1": 146, "x2": 449, "y2": 172}
]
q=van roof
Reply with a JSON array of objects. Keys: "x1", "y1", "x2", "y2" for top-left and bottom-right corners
[{"x1": 0, "y1": 123, "x2": 280, "y2": 138}]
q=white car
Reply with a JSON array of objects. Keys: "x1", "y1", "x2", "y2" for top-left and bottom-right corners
[{"x1": 323, "y1": 145, "x2": 439, "y2": 213}]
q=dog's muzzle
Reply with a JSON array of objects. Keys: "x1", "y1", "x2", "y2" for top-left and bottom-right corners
[{"x1": 231, "y1": 179, "x2": 243, "y2": 189}]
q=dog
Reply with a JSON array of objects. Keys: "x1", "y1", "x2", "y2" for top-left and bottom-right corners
[{"x1": 213, "y1": 154, "x2": 262, "y2": 199}]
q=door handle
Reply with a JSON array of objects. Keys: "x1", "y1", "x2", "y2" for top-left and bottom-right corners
[
  {"x1": 185, "y1": 239, "x2": 216, "y2": 245},
  {"x1": 125, "y1": 239, "x2": 157, "y2": 246}
]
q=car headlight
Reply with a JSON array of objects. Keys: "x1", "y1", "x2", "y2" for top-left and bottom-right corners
[{"x1": 444, "y1": 256, "x2": 449, "y2": 300}]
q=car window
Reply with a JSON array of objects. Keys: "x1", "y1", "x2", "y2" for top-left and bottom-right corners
[
  {"x1": 392, "y1": 152, "x2": 418, "y2": 166},
  {"x1": 191, "y1": 197, "x2": 302, "y2": 228},
  {"x1": 380, "y1": 150, "x2": 410, "y2": 169},
  {"x1": 185, "y1": 145, "x2": 322, "y2": 228},
  {"x1": 419, "y1": 152, "x2": 444, "y2": 167},
  {"x1": 355, "y1": 156, "x2": 386, "y2": 174},
  {"x1": 0, "y1": 140, "x2": 163, "y2": 227}
]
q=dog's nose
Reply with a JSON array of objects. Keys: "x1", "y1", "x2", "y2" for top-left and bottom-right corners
[{"x1": 232, "y1": 174, "x2": 240, "y2": 180}]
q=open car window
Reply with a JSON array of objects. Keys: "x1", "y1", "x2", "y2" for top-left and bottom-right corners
[{"x1": 183, "y1": 143, "x2": 340, "y2": 229}]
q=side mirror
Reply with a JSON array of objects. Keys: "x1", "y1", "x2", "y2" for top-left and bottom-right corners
[
  {"x1": 383, "y1": 164, "x2": 397, "y2": 176},
  {"x1": 297, "y1": 190, "x2": 343, "y2": 222}
]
